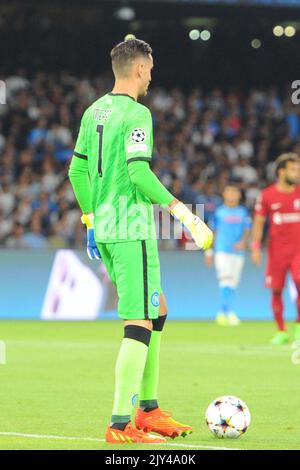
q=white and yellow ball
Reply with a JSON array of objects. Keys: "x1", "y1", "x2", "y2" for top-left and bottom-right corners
[{"x1": 205, "y1": 396, "x2": 251, "y2": 439}]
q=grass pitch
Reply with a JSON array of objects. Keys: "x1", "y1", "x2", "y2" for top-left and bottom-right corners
[{"x1": 0, "y1": 320, "x2": 299, "y2": 450}]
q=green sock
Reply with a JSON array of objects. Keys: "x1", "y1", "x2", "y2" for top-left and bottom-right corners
[
  {"x1": 139, "y1": 329, "x2": 162, "y2": 407},
  {"x1": 111, "y1": 337, "x2": 149, "y2": 424}
]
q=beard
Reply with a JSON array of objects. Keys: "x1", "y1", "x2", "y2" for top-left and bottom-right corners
[
  {"x1": 138, "y1": 86, "x2": 148, "y2": 98},
  {"x1": 142, "y1": 82, "x2": 150, "y2": 96},
  {"x1": 285, "y1": 176, "x2": 297, "y2": 186}
]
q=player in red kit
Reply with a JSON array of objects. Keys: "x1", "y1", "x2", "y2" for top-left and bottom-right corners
[{"x1": 252, "y1": 153, "x2": 300, "y2": 344}]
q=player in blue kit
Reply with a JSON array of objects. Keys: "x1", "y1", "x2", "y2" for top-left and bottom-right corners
[{"x1": 205, "y1": 185, "x2": 252, "y2": 326}]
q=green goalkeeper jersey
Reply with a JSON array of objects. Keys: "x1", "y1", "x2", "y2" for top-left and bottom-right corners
[{"x1": 74, "y1": 93, "x2": 157, "y2": 242}]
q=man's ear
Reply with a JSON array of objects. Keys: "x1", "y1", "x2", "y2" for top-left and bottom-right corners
[{"x1": 136, "y1": 61, "x2": 144, "y2": 78}]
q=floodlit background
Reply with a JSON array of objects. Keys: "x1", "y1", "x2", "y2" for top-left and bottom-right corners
[
  {"x1": 1, "y1": 0, "x2": 300, "y2": 453},
  {"x1": 1, "y1": 0, "x2": 300, "y2": 320}
]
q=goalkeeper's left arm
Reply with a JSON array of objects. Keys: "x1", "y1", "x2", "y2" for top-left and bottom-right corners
[
  {"x1": 128, "y1": 161, "x2": 213, "y2": 250},
  {"x1": 68, "y1": 156, "x2": 100, "y2": 259}
]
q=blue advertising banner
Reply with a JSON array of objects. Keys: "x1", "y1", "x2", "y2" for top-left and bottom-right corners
[{"x1": 0, "y1": 249, "x2": 297, "y2": 321}]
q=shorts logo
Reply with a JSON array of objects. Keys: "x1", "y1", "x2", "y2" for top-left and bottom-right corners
[
  {"x1": 131, "y1": 128, "x2": 146, "y2": 143},
  {"x1": 151, "y1": 292, "x2": 160, "y2": 307}
]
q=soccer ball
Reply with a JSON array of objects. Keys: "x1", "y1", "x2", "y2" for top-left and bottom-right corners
[{"x1": 205, "y1": 395, "x2": 251, "y2": 439}]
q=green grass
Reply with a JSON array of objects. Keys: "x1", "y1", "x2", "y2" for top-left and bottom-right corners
[{"x1": 0, "y1": 320, "x2": 299, "y2": 450}]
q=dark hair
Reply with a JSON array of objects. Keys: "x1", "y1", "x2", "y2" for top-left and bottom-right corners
[
  {"x1": 275, "y1": 153, "x2": 300, "y2": 176},
  {"x1": 223, "y1": 184, "x2": 245, "y2": 203},
  {"x1": 224, "y1": 184, "x2": 241, "y2": 192},
  {"x1": 110, "y1": 39, "x2": 152, "y2": 76}
]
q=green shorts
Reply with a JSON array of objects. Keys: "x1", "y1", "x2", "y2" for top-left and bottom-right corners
[{"x1": 97, "y1": 239, "x2": 161, "y2": 320}]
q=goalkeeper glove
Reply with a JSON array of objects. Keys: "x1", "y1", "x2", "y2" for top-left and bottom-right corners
[
  {"x1": 81, "y1": 213, "x2": 101, "y2": 260},
  {"x1": 170, "y1": 202, "x2": 213, "y2": 250}
]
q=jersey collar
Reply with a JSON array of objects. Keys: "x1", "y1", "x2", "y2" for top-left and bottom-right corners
[{"x1": 108, "y1": 92, "x2": 136, "y2": 102}]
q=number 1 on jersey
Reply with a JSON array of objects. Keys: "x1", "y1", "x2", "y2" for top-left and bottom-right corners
[{"x1": 96, "y1": 124, "x2": 104, "y2": 176}]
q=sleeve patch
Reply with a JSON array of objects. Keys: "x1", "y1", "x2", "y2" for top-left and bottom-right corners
[
  {"x1": 126, "y1": 143, "x2": 148, "y2": 153},
  {"x1": 131, "y1": 128, "x2": 146, "y2": 143}
]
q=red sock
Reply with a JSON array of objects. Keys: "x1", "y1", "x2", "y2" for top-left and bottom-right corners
[{"x1": 271, "y1": 290, "x2": 285, "y2": 331}]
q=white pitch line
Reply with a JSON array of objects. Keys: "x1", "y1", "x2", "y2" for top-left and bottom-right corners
[
  {"x1": 0, "y1": 432, "x2": 242, "y2": 451},
  {"x1": 0, "y1": 432, "x2": 101, "y2": 443}
]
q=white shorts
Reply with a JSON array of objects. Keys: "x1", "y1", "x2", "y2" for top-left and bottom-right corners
[{"x1": 214, "y1": 252, "x2": 245, "y2": 289}]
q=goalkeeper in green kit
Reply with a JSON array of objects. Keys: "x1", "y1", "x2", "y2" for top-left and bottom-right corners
[{"x1": 69, "y1": 38, "x2": 213, "y2": 444}]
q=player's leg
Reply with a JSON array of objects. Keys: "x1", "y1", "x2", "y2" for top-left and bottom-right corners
[
  {"x1": 137, "y1": 239, "x2": 166, "y2": 411},
  {"x1": 136, "y1": 292, "x2": 193, "y2": 438},
  {"x1": 99, "y1": 241, "x2": 165, "y2": 443},
  {"x1": 215, "y1": 252, "x2": 235, "y2": 326},
  {"x1": 290, "y1": 253, "x2": 300, "y2": 340},
  {"x1": 111, "y1": 318, "x2": 152, "y2": 430},
  {"x1": 266, "y1": 254, "x2": 289, "y2": 344},
  {"x1": 271, "y1": 288, "x2": 285, "y2": 331},
  {"x1": 270, "y1": 288, "x2": 289, "y2": 344},
  {"x1": 139, "y1": 292, "x2": 167, "y2": 413},
  {"x1": 135, "y1": 240, "x2": 193, "y2": 438},
  {"x1": 227, "y1": 254, "x2": 245, "y2": 326},
  {"x1": 294, "y1": 287, "x2": 300, "y2": 340},
  {"x1": 107, "y1": 317, "x2": 165, "y2": 444}
]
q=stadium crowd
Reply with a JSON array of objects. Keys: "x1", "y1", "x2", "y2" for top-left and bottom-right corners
[{"x1": 0, "y1": 72, "x2": 299, "y2": 248}]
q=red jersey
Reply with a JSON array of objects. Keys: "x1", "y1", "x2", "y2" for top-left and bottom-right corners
[{"x1": 254, "y1": 184, "x2": 300, "y2": 253}]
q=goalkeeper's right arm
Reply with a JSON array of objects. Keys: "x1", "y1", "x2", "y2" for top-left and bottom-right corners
[
  {"x1": 68, "y1": 155, "x2": 93, "y2": 214},
  {"x1": 128, "y1": 161, "x2": 213, "y2": 250}
]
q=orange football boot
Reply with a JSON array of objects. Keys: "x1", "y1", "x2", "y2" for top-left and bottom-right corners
[
  {"x1": 105, "y1": 421, "x2": 166, "y2": 444},
  {"x1": 135, "y1": 407, "x2": 193, "y2": 439}
]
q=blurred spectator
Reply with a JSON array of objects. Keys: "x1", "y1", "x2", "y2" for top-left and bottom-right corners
[
  {"x1": 232, "y1": 158, "x2": 258, "y2": 184},
  {"x1": 0, "y1": 73, "x2": 299, "y2": 249},
  {"x1": 0, "y1": 183, "x2": 15, "y2": 215},
  {"x1": 196, "y1": 180, "x2": 222, "y2": 223},
  {"x1": 5, "y1": 222, "x2": 27, "y2": 248},
  {"x1": 22, "y1": 216, "x2": 48, "y2": 249}
]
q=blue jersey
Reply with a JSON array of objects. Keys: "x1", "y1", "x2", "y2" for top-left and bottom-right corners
[{"x1": 211, "y1": 205, "x2": 252, "y2": 255}]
